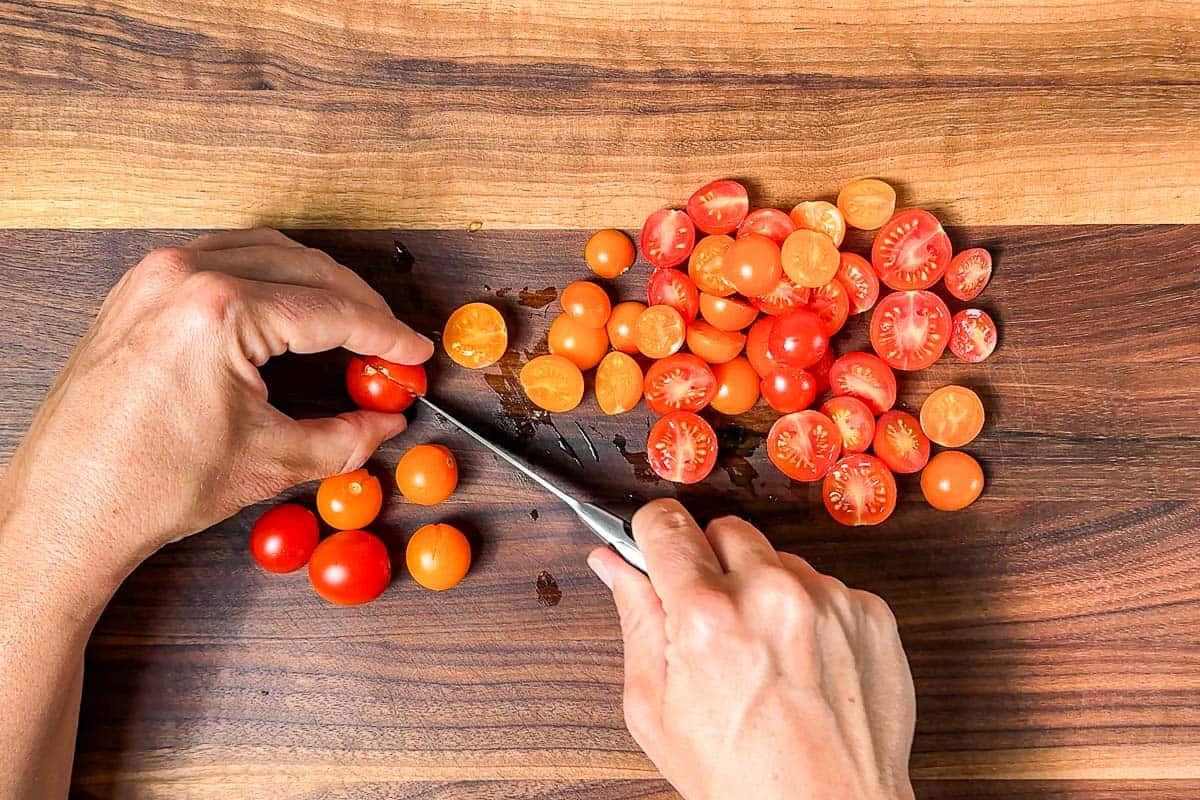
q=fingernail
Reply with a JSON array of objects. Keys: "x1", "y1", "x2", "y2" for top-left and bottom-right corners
[{"x1": 587, "y1": 550, "x2": 613, "y2": 590}]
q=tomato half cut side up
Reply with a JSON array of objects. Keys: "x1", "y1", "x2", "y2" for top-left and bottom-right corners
[
  {"x1": 837, "y1": 178, "x2": 896, "y2": 231},
  {"x1": 751, "y1": 273, "x2": 811, "y2": 316},
  {"x1": 686, "y1": 180, "x2": 750, "y2": 235},
  {"x1": 647, "y1": 411, "x2": 718, "y2": 484},
  {"x1": 781, "y1": 229, "x2": 840, "y2": 289},
  {"x1": 836, "y1": 252, "x2": 880, "y2": 314},
  {"x1": 737, "y1": 208, "x2": 796, "y2": 245},
  {"x1": 871, "y1": 209, "x2": 952, "y2": 290},
  {"x1": 828, "y1": 351, "x2": 896, "y2": 415},
  {"x1": 820, "y1": 395, "x2": 875, "y2": 454},
  {"x1": 520, "y1": 354, "x2": 585, "y2": 413},
  {"x1": 806, "y1": 279, "x2": 851, "y2": 337},
  {"x1": 949, "y1": 308, "x2": 997, "y2": 363},
  {"x1": 920, "y1": 384, "x2": 985, "y2": 448},
  {"x1": 346, "y1": 356, "x2": 427, "y2": 413},
  {"x1": 643, "y1": 353, "x2": 717, "y2": 414},
  {"x1": 767, "y1": 410, "x2": 842, "y2": 482},
  {"x1": 688, "y1": 235, "x2": 737, "y2": 297},
  {"x1": 640, "y1": 208, "x2": 696, "y2": 269},
  {"x1": 945, "y1": 247, "x2": 992, "y2": 301},
  {"x1": 869, "y1": 290, "x2": 952, "y2": 371},
  {"x1": 872, "y1": 410, "x2": 931, "y2": 474},
  {"x1": 636, "y1": 304, "x2": 687, "y2": 359},
  {"x1": 647, "y1": 268, "x2": 700, "y2": 324},
  {"x1": 789, "y1": 201, "x2": 846, "y2": 247},
  {"x1": 823, "y1": 454, "x2": 897, "y2": 526},
  {"x1": 443, "y1": 302, "x2": 508, "y2": 369},
  {"x1": 595, "y1": 351, "x2": 644, "y2": 415}
]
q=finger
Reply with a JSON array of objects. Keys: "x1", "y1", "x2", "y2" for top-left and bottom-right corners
[
  {"x1": 631, "y1": 498, "x2": 723, "y2": 611},
  {"x1": 779, "y1": 551, "x2": 823, "y2": 583},
  {"x1": 187, "y1": 228, "x2": 304, "y2": 251},
  {"x1": 703, "y1": 515, "x2": 781, "y2": 572},
  {"x1": 276, "y1": 410, "x2": 409, "y2": 482}
]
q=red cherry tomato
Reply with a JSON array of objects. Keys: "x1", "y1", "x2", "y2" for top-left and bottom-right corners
[
  {"x1": 406, "y1": 523, "x2": 471, "y2": 591},
  {"x1": 699, "y1": 293, "x2": 758, "y2": 332},
  {"x1": 767, "y1": 410, "x2": 842, "y2": 482},
  {"x1": 836, "y1": 252, "x2": 880, "y2": 314},
  {"x1": 745, "y1": 317, "x2": 779, "y2": 378},
  {"x1": 823, "y1": 454, "x2": 897, "y2": 526},
  {"x1": 810, "y1": 347, "x2": 835, "y2": 397},
  {"x1": 760, "y1": 366, "x2": 817, "y2": 413},
  {"x1": 643, "y1": 353, "x2": 717, "y2": 414},
  {"x1": 820, "y1": 396, "x2": 875, "y2": 454},
  {"x1": 647, "y1": 411, "x2": 718, "y2": 484},
  {"x1": 737, "y1": 208, "x2": 796, "y2": 245},
  {"x1": 945, "y1": 247, "x2": 992, "y2": 301},
  {"x1": 751, "y1": 273, "x2": 811, "y2": 316},
  {"x1": 686, "y1": 180, "x2": 750, "y2": 235},
  {"x1": 641, "y1": 208, "x2": 696, "y2": 269},
  {"x1": 828, "y1": 352, "x2": 896, "y2": 415},
  {"x1": 869, "y1": 290, "x2": 952, "y2": 371},
  {"x1": 647, "y1": 268, "x2": 700, "y2": 324},
  {"x1": 949, "y1": 308, "x2": 998, "y2": 363},
  {"x1": 871, "y1": 209, "x2": 952, "y2": 290},
  {"x1": 317, "y1": 469, "x2": 383, "y2": 530},
  {"x1": 768, "y1": 309, "x2": 828, "y2": 369},
  {"x1": 249, "y1": 503, "x2": 319, "y2": 574},
  {"x1": 722, "y1": 233, "x2": 783, "y2": 297},
  {"x1": 345, "y1": 356, "x2": 427, "y2": 413},
  {"x1": 710, "y1": 356, "x2": 760, "y2": 415},
  {"x1": 687, "y1": 320, "x2": 746, "y2": 364},
  {"x1": 806, "y1": 279, "x2": 851, "y2": 337},
  {"x1": 873, "y1": 410, "x2": 931, "y2": 474},
  {"x1": 308, "y1": 529, "x2": 391, "y2": 606}
]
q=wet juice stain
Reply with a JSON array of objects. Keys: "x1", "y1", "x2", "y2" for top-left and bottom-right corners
[
  {"x1": 518, "y1": 287, "x2": 558, "y2": 309},
  {"x1": 391, "y1": 239, "x2": 414, "y2": 273},
  {"x1": 536, "y1": 571, "x2": 562, "y2": 607}
]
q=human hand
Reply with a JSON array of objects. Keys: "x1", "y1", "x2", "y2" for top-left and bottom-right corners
[{"x1": 588, "y1": 499, "x2": 916, "y2": 800}]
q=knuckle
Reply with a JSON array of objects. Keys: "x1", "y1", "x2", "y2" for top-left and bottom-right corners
[
  {"x1": 853, "y1": 589, "x2": 897, "y2": 625},
  {"x1": 129, "y1": 246, "x2": 194, "y2": 290},
  {"x1": 756, "y1": 566, "x2": 809, "y2": 605},
  {"x1": 302, "y1": 247, "x2": 341, "y2": 283},
  {"x1": 678, "y1": 589, "x2": 739, "y2": 649},
  {"x1": 174, "y1": 271, "x2": 242, "y2": 330}
]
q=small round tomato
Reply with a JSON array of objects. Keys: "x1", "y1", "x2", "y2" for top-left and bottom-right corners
[
  {"x1": 768, "y1": 309, "x2": 828, "y2": 368},
  {"x1": 549, "y1": 312, "x2": 609, "y2": 370},
  {"x1": 308, "y1": 530, "x2": 391, "y2": 605},
  {"x1": 688, "y1": 234, "x2": 737, "y2": 296},
  {"x1": 820, "y1": 396, "x2": 875, "y2": 454},
  {"x1": 767, "y1": 410, "x2": 841, "y2": 482},
  {"x1": 806, "y1": 279, "x2": 851, "y2": 337},
  {"x1": 789, "y1": 201, "x2": 846, "y2": 247},
  {"x1": 872, "y1": 209, "x2": 952, "y2": 290},
  {"x1": 687, "y1": 320, "x2": 746, "y2": 364},
  {"x1": 595, "y1": 351, "x2": 643, "y2": 415},
  {"x1": 870, "y1": 290, "x2": 951, "y2": 371},
  {"x1": 823, "y1": 454, "x2": 897, "y2": 526},
  {"x1": 443, "y1": 302, "x2": 508, "y2": 369},
  {"x1": 781, "y1": 229, "x2": 840, "y2": 289},
  {"x1": 829, "y1": 352, "x2": 897, "y2": 415},
  {"x1": 810, "y1": 347, "x2": 835, "y2": 396},
  {"x1": 950, "y1": 308, "x2": 997, "y2": 363},
  {"x1": 710, "y1": 357, "x2": 760, "y2": 415},
  {"x1": 249, "y1": 503, "x2": 319, "y2": 574},
  {"x1": 635, "y1": 304, "x2": 687, "y2": 359},
  {"x1": 647, "y1": 411, "x2": 718, "y2": 484},
  {"x1": 837, "y1": 178, "x2": 896, "y2": 230},
  {"x1": 317, "y1": 469, "x2": 383, "y2": 530},
  {"x1": 607, "y1": 301, "x2": 646, "y2": 354},
  {"x1": 722, "y1": 233, "x2": 782, "y2": 297},
  {"x1": 395, "y1": 444, "x2": 458, "y2": 506},
  {"x1": 745, "y1": 317, "x2": 779, "y2": 378},
  {"x1": 873, "y1": 410, "x2": 931, "y2": 474},
  {"x1": 345, "y1": 356, "x2": 426, "y2": 413},
  {"x1": 737, "y1": 208, "x2": 796, "y2": 245},
  {"x1": 643, "y1": 353, "x2": 717, "y2": 414},
  {"x1": 520, "y1": 354, "x2": 585, "y2": 413},
  {"x1": 699, "y1": 293, "x2": 758, "y2": 332},
  {"x1": 920, "y1": 385, "x2": 985, "y2": 447},
  {"x1": 647, "y1": 268, "x2": 700, "y2": 324},
  {"x1": 945, "y1": 247, "x2": 992, "y2": 301},
  {"x1": 585, "y1": 229, "x2": 636, "y2": 279},
  {"x1": 761, "y1": 366, "x2": 817, "y2": 413},
  {"x1": 836, "y1": 252, "x2": 880, "y2": 315},
  {"x1": 921, "y1": 451, "x2": 984, "y2": 511},
  {"x1": 559, "y1": 281, "x2": 611, "y2": 328},
  {"x1": 407, "y1": 523, "x2": 471, "y2": 591},
  {"x1": 640, "y1": 208, "x2": 695, "y2": 269},
  {"x1": 751, "y1": 273, "x2": 811, "y2": 316},
  {"x1": 686, "y1": 180, "x2": 750, "y2": 235}
]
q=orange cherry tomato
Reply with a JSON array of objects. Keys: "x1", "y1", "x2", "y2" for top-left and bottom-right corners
[
  {"x1": 781, "y1": 229, "x2": 840, "y2": 289},
  {"x1": 686, "y1": 320, "x2": 746, "y2": 364},
  {"x1": 607, "y1": 301, "x2": 646, "y2": 354},
  {"x1": 308, "y1": 529, "x2": 391, "y2": 605},
  {"x1": 395, "y1": 444, "x2": 458, "y2": 506},
  {"x1": 921, "y1": 451, "x2": 985, "y2": 511},
  {"x1": 520, "y1": 354, "x2": 585, "y2": 412},
  {"x1": 635, "y1": 304, "x2": 686, "y2": 359},
  {"x1": 687, "y1": 234, "x2": 737, "y2": 296},
  {"x1": 595, "y1": 351, "x2": 643, "y2": 415},
  {"x1": 837, "y1": 178, "x2": 896, "y2": 230},
  {"x1": 710, "y1": 356, "x2": 760, "y2": 415},
  {"x1": 920, "y1": 385, "x2": 985, "y2": 447},
  {"x1": 406, "y1": 523, "x2": 471, "y2": 591},
  {"x1": 443, "y1": 302, "x2": 508, "y2": 369},
  {"x1": 745, "y1": 316, "x2": 780, "y2": 378},
  {"x1": 548, "y1": 312, "x2": 609, "y2": 370},
  {"x1": 699, "y1": 292, "x2": 758, "y2": 332},
  {"x1": 722, "y1": 233, "x2": 782, "y2": 297},
  {"x1": 585, "y1": 229, "x2": 636, "y2": 279},
  {"x1": 559, "y1": 281, "x2": 611, "y2": 328},
  {"x1": 789, "y1": 201, "x2": 846, "y2": 247},
  {"x1": 316, "y1": 469, "x2": 383, "y2": 530}
]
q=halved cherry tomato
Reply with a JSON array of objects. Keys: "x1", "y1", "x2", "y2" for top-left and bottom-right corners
[
  {"x1": 768, "y1": 309, "x2": 828, "y2": 369},
  {"x1": 443, "y1": 302, "x2": 508, "y2": 369},
  {"x1": 810, "y1": 347, "x2": 835, "y2": 396},
  {"x1": 687, "y1": 234, "x2": 737, "y2": 296},
  {"x1": 317, "y1": 469, "x2": 383, "y2": 530},
  {"x1": 647, "y1": 269, "x2": 700, "y2": 324},
  {"x1": 643, "y1": 353, "x2": 717, "y2": 414},
  {"x1": 945, "y1": 247, "x2": 993, "y2": 301},
  {"x1": 920, "y1": 385, "x2": 985, "y2": 447},
  {"x1": 745, "y1": 317, "x2": 779, "y2": 378},
  {"x1": 761, "y1": 366, "x2": 817, "y2": 413},
  {"x1": 308, "y1": 529, "x2": 392, "y2": 605},
  {"x1": 806, "y1": 279, "x2": 851, "y2": 336},
  {"x1": 635, "y1": 304, "x2": 687, "y2": 359},
  {"x1": 520, "y1": 354, "x2": 584, "y2": 412},
  {"x1": 751, "y1": 273, "x2": 811, "y2": 316},
  {"x1": 873, "y1": 410, "x2": 931, "y2": 474},
  {"x1": 549, "y1": 312, "x2": 609, "y2": 370},
  {"x1": 687, "y1": 180, "x2": 750, "y2": 235},
  {"x1": 699, "y1": 293, "x2": 758, "y2": 331},
  {"x1": 595, "y1": 351, "x2": 643, "y2": 415},
  {"x1": 820, "y1": 396, "x2": 875, "y2": 454},
  {"x1": 585, "y1": 229, "x2": 636, "y2": 279},
  {"x1": 789, "y1": 201, "x2": 846, "y2": 247},
  {"x1": 829, "y1": 352, "x2": 896, "y2": 414},
  {"x1": 836, "y1": 252, "x2": 880, "y2": 315},
  {"x1": 249, "y1": 503, "x2": 320, "y2": 574},
  {"x1": 687, "y1": 320, "x2": 746, "y2": 364},
  {"x1": 869, "y1": 290, "x2": 951, "y2": 371},
  {"x1": 722, "y1": 233, "x2": 782, "y2": 297},
  {"x1": 871, "y1": 209, "x2": 952, "y2": 290},
  {"x1": 737, "y1": 208, "x2": 796, "y2": 245},
  {"x1": 710, "y1": 357, "x2": 760, "y2": 415},
  {"x1": 837, "y1": 178, "x2": 896, "y2": 230},
  {"x1": 407, "y1": 523, "x2": 471, "y2": 591},
  {"x1": 395, "y1": 444, "x2": 458, "y2": 506},
  {"x1": 345, "y1": 356, "x2": 427, "y2": 413},
  {"x1": 781, "y1": 229, "x2": 840, "y2": 288},
  {"x1": 647, "y1": 411, "x2": 718, "y2": 484},
  {"x1": 559, "y1": 280, "x2": 611, "y2": 328},
  {"x1": 767, "y1": 410, "x2": 841, "y2": 482},
  {"x1": 921, "y1": 451, "x2": 984, "y2": 511},
  {"x1": 823, "y1": 454, "x2": 897, "y2": 526},
  {"x1": 607, "y1": 301, "x2": 646, "y2": 354},
  {"x1": 949, "y1": 308, "x2": 997, "y2": 363},
  {"x1": 641, "y1": 208, "x2": 696, "y2": 269}
]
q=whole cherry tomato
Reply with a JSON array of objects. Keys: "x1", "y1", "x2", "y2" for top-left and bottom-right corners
[
  {"x1": 395, "y1": 444, "x2": 458, "y2": 506},
  {"x1": 317, "y1": 469, "x2": 383, "y2": 530},
  {"x1": 345, "y1": 356, "x2": 426, "y2": 413},
  {"x1": 308, "y1": 529, "x2": 392, "y2": 606},
  {"x1": 407, "y1": 523, "x2": 472, "y2": 591},
  {"x1": 249, "y1": 503, "x2": 319, "y2": 574}
]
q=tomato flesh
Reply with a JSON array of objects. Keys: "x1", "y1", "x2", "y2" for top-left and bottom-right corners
[
  {"x1": 643, "y1": 353, "x2": 717, "y2": 414},
  {"x1": 836, "y1": 252, "x2": 880, "y2": 315},
  {"x1": 687, "y1": 180, "x2": 750, "y2": 235},
  {"x1": 869, "y1": 290, "x2": 951, "y2": 371},
  {"x1": 949, "y1": 308, "x2": 997, "y2": 363},
  {"x1": 820, "y1": 396, "x2": 875, "y2": 454},
  {"x1": 641, "y1": 208, "x2": 696, "y2": 269},
  {"x1": 872, "y1": 209, "x2": 952, "y2": 290},
  {"x1": 647, "y1": 268, "x2": 700, "y2": 324},
  {"x1": 751, "y1": 273, "x2": 811, "y2": 316},
  {"x1": 647, "y1": 411, "x2": 718, "y2": 484},
  {"x1": 520, "y1": 354, "x2": 585, "y2": 412},
  {"x1": 444, "y1": 302, "x2": 507, "y2": 369},
  {"x1": 737, "y1": 208, "x2": 796, "y2": 245},
  {"x1": 945, "y1": 247, "x2": 992, "y2": 301},
  {"x1": 595, "y1": 351, "x2": 643, "y2": 415},
  {"x1": 823, "y1": 454, "x2": 897, "y2": 526},
  {"x1": 873, "y1": 410, "x2": 931, "y2": 474},
  {"x1": 635, "y1": 304, "x2": 687, "y2": 359},
  {"x1": 806, "y1": 279, "x2": 851, "y2": 337},
  {"x1": 828, "y1": 351, "x2": 896, "y2": 415},
  {"x1": 789, "y1": 201, "x2": 846, "y2": 247},
  {"x1": 767, "y1": 410, "x2": 842, "y2": 482},
  {"x1": 688, "y1": 234, "x2": 737, "y2": 296}
]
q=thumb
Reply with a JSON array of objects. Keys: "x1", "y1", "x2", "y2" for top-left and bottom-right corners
[{"x1": 282, "y1": 410, "x2": 408, "y2": 481}]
